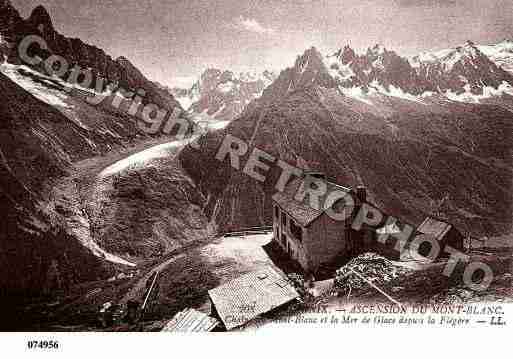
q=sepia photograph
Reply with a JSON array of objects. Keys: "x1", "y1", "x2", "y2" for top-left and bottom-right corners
[{"x1": 0, "y1": 0, "x2": 511, "y2": 356}]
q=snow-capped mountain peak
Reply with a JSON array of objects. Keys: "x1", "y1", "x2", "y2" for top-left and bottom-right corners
[
  {"x1": 260, "y1": 39, "x2": 513, "y2": 107},
  {"x1": 324, "y1": 46, "x2": 357, "y2": 83},
  {"x1": 478, "y1": 39, "x2": 513, "y2": 74},
  {"x1": 411, "y1": 40, "x2": 481, "y2": 69},
  {"x1": 441, "y1": 40, "x2": 482, "y2": 70},
  {"x1": 409, "y1": 40, "x2": 513, "y2": 98},
  {"x1": 169, "y1": 68, "x2": 276, "y2": 123},
  {"x1": 368, "y1": 43, "x2": 388, "y2": 56},
  {"x1": 169, "y1": 39, "x2": 513, "y2": 119}
]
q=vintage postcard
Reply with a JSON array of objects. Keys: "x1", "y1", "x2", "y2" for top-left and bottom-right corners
[{"x1": 0, "y1": 0, "x2": 511, "y2": 356}]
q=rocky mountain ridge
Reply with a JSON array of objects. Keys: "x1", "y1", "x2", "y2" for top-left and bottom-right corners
[
  {"x1": 258, "y1": 41, "x2": 513, "y2": 108},
  {"x1": 0, "y1": 1, "x2": 181, "y2": 114},
  {"x1": 166, "y1": 39, "x2": 513, "y2": 126},
  {"x1": 169, "y1": 69, "x2": 275, "y2": 122},
  {"x1": 0, "y1": 1, "x2": 194, "y2": 299}
]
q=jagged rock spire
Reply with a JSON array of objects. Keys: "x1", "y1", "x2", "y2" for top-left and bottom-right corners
[{"x1": 27, "y1": 5, "x2": 54, "y2": 32}]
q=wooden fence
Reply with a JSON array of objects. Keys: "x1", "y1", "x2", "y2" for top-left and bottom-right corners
[{"x1": 221, "y1": 226, "x2": 273, "y2": 237}]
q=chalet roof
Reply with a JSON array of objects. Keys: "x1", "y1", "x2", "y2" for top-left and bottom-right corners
[
  {"x1": 417, "y1": 217, "x2": 454, "y2": 240},
  {"x1": 272, "y1": 192, "x2": 323, "y2": 227},
  {"x1": 272, "y1": 177, "x2": 353, "y2": 227},
  {"x1": 161, "y1": 308, "x2": 219, "y2": 332},
  {"x1": 208, "y1": 265, "x2": 299, "y2": 330}
]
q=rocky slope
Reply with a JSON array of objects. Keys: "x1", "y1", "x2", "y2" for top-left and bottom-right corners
[
  {"x1": 82, "y1": 143, "x2": 215, "y2": 260},
  {"x1": 0, "y1": 62, "x2": 207, "y2": 303},
  {"x1": 479, "y1": 40, "x2": 513, "y2": 75},
  {"x1": 0, "y1": 70, "x2": 118, "y2": 299},
  {"x1": 0, "y1": 1, "x2": 181, "y2": 114},
  {"x1": 0, "y1": 1, "x2": 200, "y2": 302}
]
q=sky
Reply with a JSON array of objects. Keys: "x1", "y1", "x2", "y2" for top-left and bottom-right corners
[{"x1": 12, "y1": 0, "x2": 513, "y2": 88}]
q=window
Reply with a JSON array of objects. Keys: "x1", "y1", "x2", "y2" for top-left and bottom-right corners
[
  {"x1": 274, "y1": 205, "x2": 279, "y2": 219},
  {"x1": 281, "y1": 212, "x2": 287, "y2": 227},
  {"x1": 290, "y1": 220, "x2": 303, "y2": 242},
  {"x1": 281, "y1": 233, "x2": 286, "y2": 246}
]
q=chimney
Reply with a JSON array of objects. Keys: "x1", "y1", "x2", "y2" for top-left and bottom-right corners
[{"x1": 356, "y1": 186, "x2": 367, "y2": 203}]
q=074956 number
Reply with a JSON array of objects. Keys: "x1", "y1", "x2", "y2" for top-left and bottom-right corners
[{"x1": 27, "y1": 340, "x2": 59, "y2": 350}]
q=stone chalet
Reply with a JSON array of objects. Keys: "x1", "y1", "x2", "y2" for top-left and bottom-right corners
[
  {"x1": 271, "y1": 173, "x2": 370, "y2": 274},
  {"x1": 271, "y1": 173, "x2": 465, "y2": 273}
]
